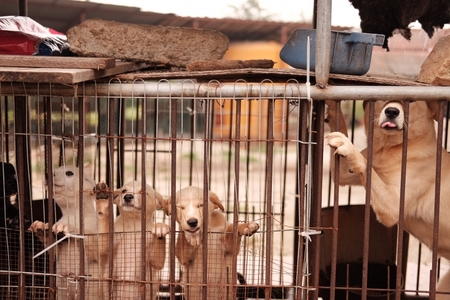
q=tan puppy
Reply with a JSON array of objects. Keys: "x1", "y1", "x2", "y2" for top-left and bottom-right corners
[
  {"x1": 29, "y1": 165, "x2": 102, "y2": 300},
  {"x1": 167, "y1": 186, "x2": 259, "y2": 300},
  {"x1": 326, "y1": 100, "x2": 450, "y2": 298},
  {"x1": 112, "y1": 181, "x2": 170, "y2": 300}
]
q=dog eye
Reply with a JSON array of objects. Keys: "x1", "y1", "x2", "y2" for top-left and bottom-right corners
[
  {"x1": 198, "y1": 204, "x2": 203, "y2": 208},
  {"x1": 122, "y1": 189, "x2": 127, "y2": 193},
  {"x1": 65, "y1": 171, "x2": 74, "y2": 176}
]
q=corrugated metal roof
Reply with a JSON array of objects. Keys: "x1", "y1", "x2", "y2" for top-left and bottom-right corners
[{"x1": 1, "y1": 0, "x2": 348, "y2": 43}]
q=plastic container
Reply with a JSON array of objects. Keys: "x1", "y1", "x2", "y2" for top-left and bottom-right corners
[{"x1": 280, "y1": 29, "x2": 385, "y2": 75}]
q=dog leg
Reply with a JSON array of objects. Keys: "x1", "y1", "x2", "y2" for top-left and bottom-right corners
[
  {"x1": 28, "y1": 221, "x2": 50, "y2": 246},
  {"x1": 148, "y1": 222, "x2": 170, "y2": 270},
  {"x1": 327, "y1": 132, "x2": 401, "y2": 227}
]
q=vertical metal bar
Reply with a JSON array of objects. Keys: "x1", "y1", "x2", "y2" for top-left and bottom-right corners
[
  {"x1": 396, "y1": 100, "x2": 410, "y2": 300},
  {"x1": 329, "y1": 100, "x2": 341, "y2": 300},
  {"x1": 140, "y1": 96, "x2": 148, "y2": 299},
  {"x1": 315, "y1": 0, "x2": 332, "y2": 87},
  {"x1": 14, "y1": 95, "x2": 30, "y2": 300},
  {"x1": 201, "y1": 98, "x2": 211, "y2": 300},
  {"x1": 361, "y1": 101, "x2": 376, "y2": 300},
  {"x1": 107, "y1": 96, "x2": 116, "y2": 298},
  {"x1": 17, "y1": 0, "x2": 27, "y2": 16},
  {"x1": 430, "y1": 100, "x2": 445, "y2": 300},
  {"x1": 309, "y1": 100, "x2": 325, "y2": 300},
  {"x1": 294, "y1": 99, "x2": 308, "y2": 300},
  {"x1": 264, "y1": 99, "x2": 274, "y2": 300},
  {"x1": 44, "y1": 94, "x2": 56, "y2": 300},
  {"x1": 78, "y1": 93, "x2": 86, "y2": 299},
  {"x1": 169, "y1": 98, "x2": 177, "y2": 299}
]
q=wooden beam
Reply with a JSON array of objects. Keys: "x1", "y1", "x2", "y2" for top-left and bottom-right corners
[
  {"x1": 0, "y1": 56, "x2": 116, "y2": 69},
  {"x1": 0, "y1": 61, "x2": 148, "y2": 84}
]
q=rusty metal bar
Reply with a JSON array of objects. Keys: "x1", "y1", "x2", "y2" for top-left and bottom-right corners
[
  {"x1": 329, "y1": 100, "x2": 341, "y2": 300},
  {"x1": 169, "y1": 98, "x2": 177, "y2": 299},
  {"x1": 107, "y1": 96, "x2": 116, "y2": 295},
  {"x1": 4, "y1": 82, "x2": 450, "y2": 102},
  {"x1": 309, "y1": 100, "x2": 325, "y2": 299},
  {"x1": 396, "y1": 100, "x2": 410, "y2": 300},
  {"x1": 78, "y1": 92, "x2": 86, "y2": 299},
  {"x1": 430, "y1": 100, "x2": 445, "y2": 300},
  {"x1": 264, "y1": 99, "x2": 274, "y2": 300},
  {"x1": 140, "y1": 96, "x2": 148, "y2": 299},
  {"x1": 361, "y1": 101, "x2": 376, "y2": 299}
]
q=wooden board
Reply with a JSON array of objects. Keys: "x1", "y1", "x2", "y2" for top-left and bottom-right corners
[
  {"x1": 0, "y1": 55, "x2": 116, "y2": 69},
  {"x1": 0, "y1": 61, "x2": 149, "y2": 84},
  {"x1": 114, "y1": 68, "x2": 426, "y2": 86}
]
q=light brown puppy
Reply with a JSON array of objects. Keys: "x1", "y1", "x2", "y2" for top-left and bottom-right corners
[
  {"x1": 112, "y1": 181, "x2": 170, "y2": 300},
  {"x1": 28, "y1": 165, "x2": 101, "y2": 300},
  {"x1": 166, "y1": 186, "x2": 259, "y2": 300},
  {"x1": 326, "y1": 100, "x2": 450, "y2": 298}
]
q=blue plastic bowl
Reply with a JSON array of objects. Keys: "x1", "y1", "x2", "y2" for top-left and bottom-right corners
[{"x1": 280, "y1": 29, "x2": 385, "y2": 75}]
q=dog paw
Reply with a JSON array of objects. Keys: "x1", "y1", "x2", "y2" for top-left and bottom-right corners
[
  {"x1": 28, "y1": 221, "x2": 49, "y2": 234},
  {"x1": 52, "y1": 222, "x2": 73, "y2": 234},
  {"x1": 326, "y1": 132, "x2": 355, "y2": 157},
  {"x1": 240, "y1": 222, "x2": 260, "y2": 236},
  {"x1": 152, "y1": 223, "x2": 170, "y2": 239}
]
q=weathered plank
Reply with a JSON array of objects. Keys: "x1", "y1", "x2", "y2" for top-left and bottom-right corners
[
  {"x1": 0, "y1": 61, "x2": 148, "y2": 84},
  {"x1": 0, "y1": 55, "x2": 116, "y2": 69}
]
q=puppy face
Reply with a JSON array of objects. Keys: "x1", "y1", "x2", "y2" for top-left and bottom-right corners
[
  {"x1": 114, "y1": 181, "x2": 165, "y2": 216},
  {"x1": 169, "y1": 186, "x2": 224, "y2": 245},
  {"x1": 364, "y1": 100, "x2": 438, "y2": 140},
  {"x1": 52, "y1": 165, "x2": 95, "y2": 205}
]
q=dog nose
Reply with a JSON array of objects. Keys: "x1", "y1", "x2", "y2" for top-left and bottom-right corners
[
  {"x1": 187, "y1": 219, "x2": 198, "y2": 228},
  {"x1": 124, "y1": 194, "x2": 134, "y2": 202},
  {"x1": 385, "y1": 107, "x2": 400, "y2": 119}
]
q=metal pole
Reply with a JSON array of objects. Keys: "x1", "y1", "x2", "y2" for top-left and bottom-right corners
[{"x1": 315, "y1": 0, "x2": 332, "y2": 87}]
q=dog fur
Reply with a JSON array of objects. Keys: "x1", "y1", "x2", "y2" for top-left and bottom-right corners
[
  {"x1": 326, "y1": 100, "x2": 450, "y2": 298},
  {"x1": 29, "y1": 165, "x2": 102, "y2": 300},
  {"x1": 112, "y1": 180, "x2": 170, "y2": 300},
  {"x1": 166, "y1": 186, "x2": 259, "y2": 300}
]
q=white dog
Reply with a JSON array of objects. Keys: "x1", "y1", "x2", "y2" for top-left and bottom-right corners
[
  {"x1": 166, "y1": 186, "x2": 259, "y2": 300},
  {"x1": 29, "y1": 165, "x2": 104, "y2": 299},
  {"x1": 326, "y1": 100, "x2": 450, "y2": 298},
  {"x1": 112, "y1": 181, "x2": 170, "y2": 300}
]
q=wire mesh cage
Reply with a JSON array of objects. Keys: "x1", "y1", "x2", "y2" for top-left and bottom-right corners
[
  {"x1": 0, "y1": 79, "x2": 316, "y2": 300},
  {"x1": 1, "y1": 78, "x2": 449, "y2": 300}
]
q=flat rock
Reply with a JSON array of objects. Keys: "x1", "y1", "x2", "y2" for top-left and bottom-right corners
[
  {"x1": 66, "y1": 18, "x2": 229, "y2": 68},
  {"x1": 417, "y1": 35, "x2": 450, "y2": 85}
]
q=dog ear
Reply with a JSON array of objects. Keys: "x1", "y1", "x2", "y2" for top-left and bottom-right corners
[
  {"x1": 164, "y1": 198, "x2": 172, "y2": 216},
  {"x1": 149, "y1": 190, "x2": 166, "y2": 210},
  {"x1": 427, "y1": 101, "x2": 440, "y2": 121},
  {"x1": 208, "y1": 191, "x2": 225, "y2": 212}
]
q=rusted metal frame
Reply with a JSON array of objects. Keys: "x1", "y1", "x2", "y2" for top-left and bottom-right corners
[
  {"x1": 77, "y1": 87, "x2": 87, "y2": 299},
  {"x1": 13, "y1": 95, "x2": 29, "y2": 300},
  {"x1": 294, "y1": 99, "x2": 308, "y2": 300},
  {"x1": 329, "y1": 100, "x2": 341, "y2": 300},
  {"x1": 395, "y1": 100, "x2": 410, "y2": 300},
  {"x1": 140, "y1": 95, "x2": 148, "y2": 299},
  {"x1": 43, "y1": 92, "x2": 57, "y2": 300},
  {"x1": 201, "y1": 98, "x2": 212, "y2": 300},
  {"x1": 361, "y1": 100, "x2": 375, "y2": 300},
  {"x1": 169, "y1": 98, "x2": 177, "y2": 299},
  {"x1": 430, "y1": 100, "x2": 446, "y2": 300},
  {"x1": 264, "y1": 98, "x2": 275, "y2": 300},
  {"x1": 106, "y1": 96, "x2": 116, "y2": 296},
  {"x1": 309, "y1": 100, "x2": 325, "y2": 300},
  {"x1": 314, "y1": 0, "x2": 332, "y2": 87}
]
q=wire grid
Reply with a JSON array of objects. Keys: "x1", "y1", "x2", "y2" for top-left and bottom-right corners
[{"x1": 0, "y1": 79, "x2": 315, "y2": 299}]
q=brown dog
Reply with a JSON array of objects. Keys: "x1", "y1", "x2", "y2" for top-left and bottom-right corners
[
  {"x1": 166, "y1": 186, "x2": 259, "y2": 300},
  {"x1": 326, "y1": 100, "x2": 450, "y2": 298},
  {"x1": 112, "y1": 181, "x2": 170, "y2": 300}
]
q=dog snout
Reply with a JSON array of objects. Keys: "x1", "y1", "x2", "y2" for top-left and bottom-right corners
[
  {"x1": 385, "y1": 107, "x2": 400, "y2": 119},
  {"x1": 187, "y1": 218, "x2": 198, "y2": 228},
  {"x1": 124, "y1": 194, "x2": 134, "y2": 203}
]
